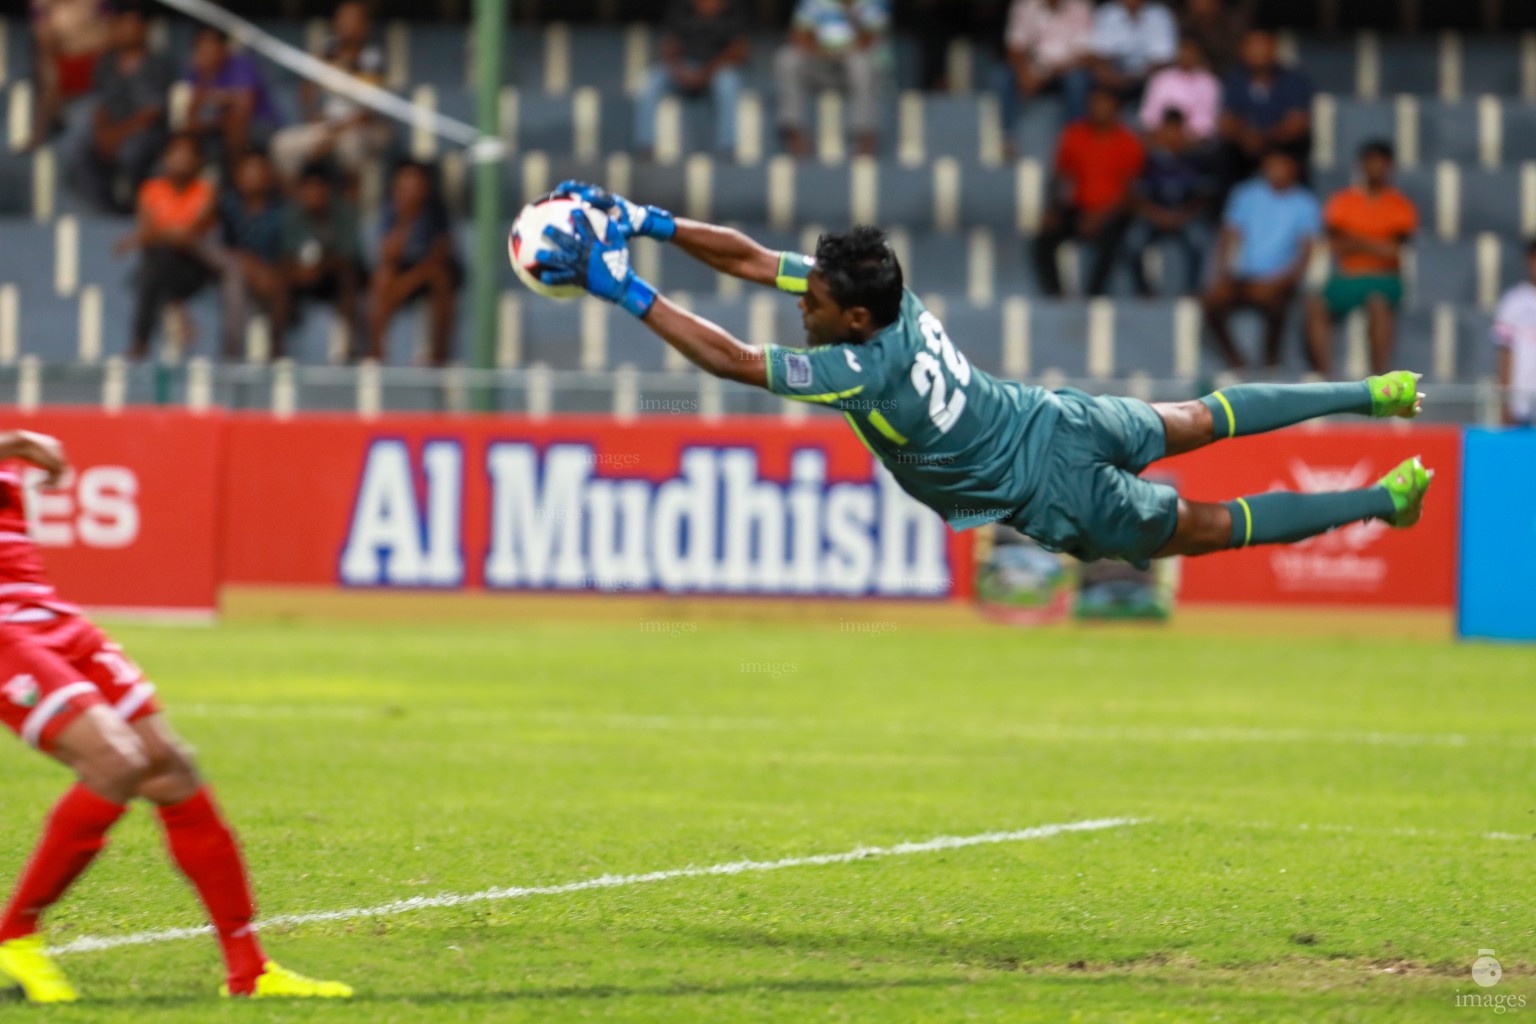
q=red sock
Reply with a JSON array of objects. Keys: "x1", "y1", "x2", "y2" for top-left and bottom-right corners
[
  {"x1": 0, "y1": 783, "x2": 127, "y2": 943},
  {"x1": 156, "y1": 787, "x2": 266, "y2": 994}
]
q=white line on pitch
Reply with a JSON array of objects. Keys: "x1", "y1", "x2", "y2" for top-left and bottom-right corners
[
  {"x1": 173, "y1": 704, "x2": 1536, "y2": 750},
  {"x1": 50, "y1": 817, "x2": 1142, "y2": 957}
]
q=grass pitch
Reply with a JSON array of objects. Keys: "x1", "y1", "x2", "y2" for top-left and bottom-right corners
[{"x1": 0, "y1": 613, "x2": 1531, "y2": 1022}]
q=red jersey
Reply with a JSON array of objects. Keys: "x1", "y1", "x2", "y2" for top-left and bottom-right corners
[
  {"x1": 0, "y1": 466, "x2": 76, "y2": 615},
  {"x1": 1054, "y1": 122, "x2": 1146, "y2": 214}
]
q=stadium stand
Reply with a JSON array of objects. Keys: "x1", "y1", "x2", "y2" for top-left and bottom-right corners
[{"x1": 0, "y1": 1, "x2": 1527, "y2": 417}]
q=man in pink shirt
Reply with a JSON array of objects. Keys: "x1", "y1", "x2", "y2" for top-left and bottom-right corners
[
  {"x1": 1140, "y1": 36, "x2": 1221, "y2": 141},
  {"x1": 997, "y1": 0, "x2": 1093, "y2": 158}
]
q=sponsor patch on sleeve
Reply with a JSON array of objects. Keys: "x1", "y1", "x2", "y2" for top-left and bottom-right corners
[{"x1": 785, "y1": 353, "x2": 813, "y2": 388}]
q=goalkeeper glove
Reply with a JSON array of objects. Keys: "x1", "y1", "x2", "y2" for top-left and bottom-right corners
[
  {"x1": 552, "y1": 180, "x2": 677, "y2": 243},
  {"x1": 537, "y1": 214, "x2": 658, "y2": 319}
]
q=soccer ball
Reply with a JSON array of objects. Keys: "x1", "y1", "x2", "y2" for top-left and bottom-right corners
[{"x1": 508, "y1": 197, "x2": 613, "y2": 300}]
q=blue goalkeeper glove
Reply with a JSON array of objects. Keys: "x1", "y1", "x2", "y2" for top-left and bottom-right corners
[
  {"x1": 552, "y1": 180, "x2": 677, "y2": 243},
  {"x1": 538, "y1": 214, "x2": 658, "y2": 319}
]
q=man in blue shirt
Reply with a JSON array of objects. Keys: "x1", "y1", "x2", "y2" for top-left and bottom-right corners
[
  {"x1": 1202, "y1": 149, "x2": 1320, "y2": 369},
  {"x1": 1219, "y1": 28, "x2": 1313, "y2": 191},
  {"x1": 528, "y1": 179, "x2": 1433, "y2": 572}
]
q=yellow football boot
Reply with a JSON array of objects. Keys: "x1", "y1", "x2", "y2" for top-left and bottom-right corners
[
  {"x1": 0, "y1": 935, "x2": 79, "y2": 1003},
  {"x1": 221, "y1": 960, "x2": 354, "y2": 999}
]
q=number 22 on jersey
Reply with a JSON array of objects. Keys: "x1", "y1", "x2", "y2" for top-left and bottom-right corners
[{"x1": 910, "y1": 311, "x2": 971, "y2": 434}]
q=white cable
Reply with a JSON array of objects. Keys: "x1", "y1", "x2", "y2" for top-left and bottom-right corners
[{"x1": 150, "y1": 0, "x2": 505, "y2": 162}]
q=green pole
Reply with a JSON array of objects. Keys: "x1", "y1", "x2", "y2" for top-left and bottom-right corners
[{"x1": 470, "y1": 0, "x2": 507, "y2": 411}]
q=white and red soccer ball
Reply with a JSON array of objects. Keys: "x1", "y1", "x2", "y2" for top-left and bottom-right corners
[{"x1": 508, "y1": 196, "x2": 616, "y2": 301}]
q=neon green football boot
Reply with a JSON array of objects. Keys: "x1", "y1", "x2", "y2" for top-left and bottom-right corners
[
  {"x1": 1368, "y1": 370, "x2": 1424, "y2": 419},
  {"x1": 221, "y1": 961, "x2": 354, "y2": 999},
  {"x1": 0, "y1": 935, "x2": 79, "y2": 1003},
  {"x1": 1378, "y1": 456, "x2": 1434, "y2": 528}
]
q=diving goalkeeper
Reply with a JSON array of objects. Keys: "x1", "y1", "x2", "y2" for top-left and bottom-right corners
[{"x1": 536, "y1": 181, "x2": 1432, "y2": 567}]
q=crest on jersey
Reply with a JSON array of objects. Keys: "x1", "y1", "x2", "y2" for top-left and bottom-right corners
[
  {"x1": 844, "y1": 349, "x2": 862, "y2": 372},
  {"x1": 786, "y1": 354, "x2": 813, "y2": 388},
  {"x1": 3, "y1": 673, "x2": 40, "y2": 709}
]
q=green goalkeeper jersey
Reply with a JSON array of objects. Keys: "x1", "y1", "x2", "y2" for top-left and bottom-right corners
[{"x1": 764, "y1": 253, "x2": 1061, "y2": 531}]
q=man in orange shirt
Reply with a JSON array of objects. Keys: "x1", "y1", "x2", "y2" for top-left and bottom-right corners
[
  {"x1": 1305, "y1": 140, "x2": 1417, "y2": 375},
  {"x1": 116, "y1": 134, "x2": 218, "y2": 359},
  {"x1": 1032, "y1": 87, "x2": 1145, "y2": 296}
]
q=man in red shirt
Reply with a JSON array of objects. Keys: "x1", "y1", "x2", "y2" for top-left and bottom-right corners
[
  {"x1": 0, "y1": 431, "x2": 352, "y2": 1003},
  {"x1": 1032, "y1": 87, "x2": 1146, "y2": 296}
]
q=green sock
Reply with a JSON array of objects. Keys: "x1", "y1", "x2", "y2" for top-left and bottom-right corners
[
  {"x1": 1223, "y1": 488, "x2": 1397, "y2": 548},
  {"x1": 1202, "y1": 381, "x2": 1373, "y2": 439}
]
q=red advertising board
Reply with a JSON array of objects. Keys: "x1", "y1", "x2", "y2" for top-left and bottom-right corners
[
  {"x1": 2, "y1": 408, "x2": 223, "y2": 613},
  {"x1": 220, "y1": 414, "x2": 973, "y2": 600},
  {"x1": 0, "y1": 409, "x2": 1459, "y2": 613},
  {"x1": 1168, "y1": 425, "x2": 1461, "y2": 607}
]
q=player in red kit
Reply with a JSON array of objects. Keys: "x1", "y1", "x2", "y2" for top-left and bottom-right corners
[{"x1": 0, "y1": 430, "x2": 352, "y2": 1002}]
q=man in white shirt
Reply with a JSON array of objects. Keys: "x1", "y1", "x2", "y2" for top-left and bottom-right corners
[
  {"x1": 1492, "y1": 241, "x2": 1536, "y2": 425},
  {"x1": 1090, "y1": 0, "x2": 1177, "y2": 100}
]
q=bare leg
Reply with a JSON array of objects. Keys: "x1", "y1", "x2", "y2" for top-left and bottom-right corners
[
  {"x1": 1151, "y1": 399, "x2": 1216, "y2": 456},
  {"x1": 1201, "y1": 280, "x2": 1245, "y2": 369},
  {"x1": 1305, "y1": 295, "x2": 1334, "y2": 375},
  {"x1": 1366, "y1": 296, "x2": 1395, "y2": 375},
  {"x1": 1154, "y1": 499, "x2": 1233, "y2": 558}
]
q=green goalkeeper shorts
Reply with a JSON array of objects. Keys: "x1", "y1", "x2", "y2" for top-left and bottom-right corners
[{"x1": 1007, "y1": 388, "x2": 1181, "y2": 568}]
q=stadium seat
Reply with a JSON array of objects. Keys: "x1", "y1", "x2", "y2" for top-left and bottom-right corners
[
  {"x1": 1501, "y1": 104, "x2": 1536, "y2": 162},
  {"x1": 1378, "y1": 37, "x2": 1441, "y2": 97},
  {"x1": 793, "y1": 164, "x2": 853, "y2": 227},
  {"x1": 410, "y1": 24, "x2": 471, "y2": 91},
  {"x1": 1460, "y1": 35, "x2": 1526, "y2": 97},
  {"x1": 1411, "y1": 240, "x2": 1481, "y2": 307},
  {"x1": 1332, "y1": 97, "x2": 1397, "y2": 163},
  {"x1": 1112, "y1": 301, "x2": 1182, "y2": 378},
  {"x1": 934, "y1": 301, "x2": 1004, "y2": 377},
  {"x1": 1028, "y1": 301, "x2": 1090, "y2": 377},
  {"x1": 1293, "y1": 37, "x2": 1356, "y2": 96},
  {"x1": 870, "y1": 164, "x2": 932, "y2": 230},
  {"x1": 1458, "y1": 167, "x2": 1522, "y2": 236},
  {"x1": 567, "y1": 28, "x2": 630, "y2": 94},
  {"x1": 1417, "y1": 99, "x2": 1483, "y2": 166},
  {"x1": 520, "y1": 296, "x2": 588, "y2": 370},
  {"x1": 907, "y1": 233, "x2": 976, "y2": 296},
  {"x1": 515, "y1": 93, "x2": 576, "y2": 154},
  {"x1": 1454, "y1": 306, "x2": 1499, "y2": 377},
  {"x1": 921, "y1": 95, "x2": 984, "y2": 162},
  {"x1": 709, "y1": 163, "x2": 772, "y2": 223}
]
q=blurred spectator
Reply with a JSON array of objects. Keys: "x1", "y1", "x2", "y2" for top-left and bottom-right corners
[
  {"x1": 1219, "y1": 29, "x2": 1313, "y2": 192},
  {"x1": 1032, "y1": 88, "x2": 1145, "y2": 297},
  {"x1": 116, "y1": 134, "x2": 217, "y2": 360},
  {"x1": 28, "y1": 0, "x2": 112, "y2": 148},
  {"x1": 911, "y1": 0, "x2": 1004, "y2": 92},
  {"x1": 776, "y1": 0, "x2": 890, "y2": 158},
  {"x1": 995, "y1": 0, "x2": 1093, "y2": 156},
  {"x1": 284, "y1": 164, "x2": 366, "y2": 360},
  {"x1": 1139, "y1": 36, "x2": 1220, "y2": 142},
  {"x1": 73, "y1": 7, "x2": 175, "y2": 214},
  {"x1": 1087, "y1": 0, "x2": 1177, "y2": 102},
  {"x1": 271, "y1": 1, "x2": 391, "y2": 182},
  {"x1": 186, "y1": 27, "x2": 282, "y2": 164},
  {"x1": 369, "y1": 162, "x2": 459, "y2": 365},
  {"x1": 635, "y1": 0, "x2": 749, "y2": 159},
  {"x1": 1492, "y1": 241, "x2": 1536, "y2": 426},
  {"x1": 1180, "y1": 0, "x2": 1247, "y2": 75},
  {"x1": 215, "y1": 151, "x2": 290, "y2": 360},
  {"x1": 1126, "y1": 109, "x2": 1216, "y2": 296},
  {"x1": 1202, "y1": 150, "x2": 1321, "y2": 370},
  {"x1": 1305, "y1": 141, "x2": 1417, "y2": 376}
]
